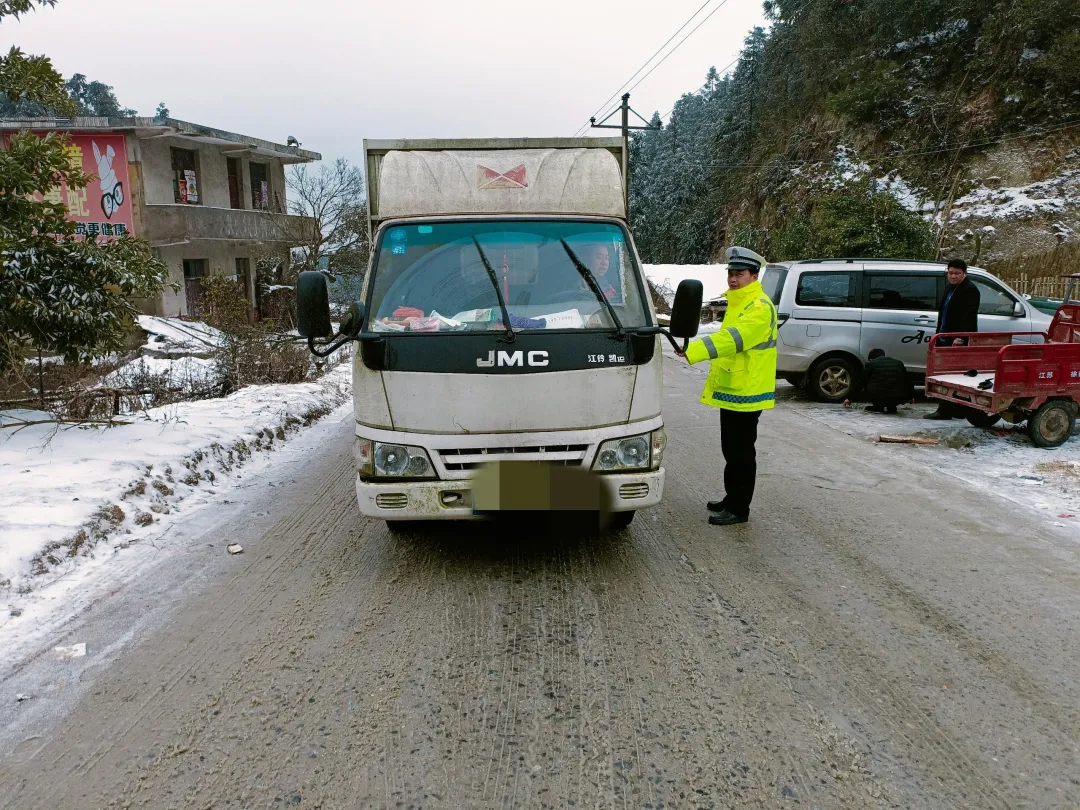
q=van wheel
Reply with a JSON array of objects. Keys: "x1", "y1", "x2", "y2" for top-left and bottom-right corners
[
  {"x1": 808, "y1": 358, "x2": 858, "y2": 403},
  {"x1": 1027, "y1": 401, "x2": 1077, "y2": 448}
]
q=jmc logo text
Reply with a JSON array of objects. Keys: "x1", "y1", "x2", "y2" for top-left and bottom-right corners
[{"x1": 476, "y1": 350, "x2": 549, "y2": 368}]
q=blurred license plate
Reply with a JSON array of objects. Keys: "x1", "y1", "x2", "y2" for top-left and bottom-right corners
[{"x1": 472, "y1": 461, "x2": 606, "y2": 513}]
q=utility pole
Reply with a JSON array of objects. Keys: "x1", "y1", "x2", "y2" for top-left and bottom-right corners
[{"x1": 590, "y1": 93, "x2": 660, "y2": 215}]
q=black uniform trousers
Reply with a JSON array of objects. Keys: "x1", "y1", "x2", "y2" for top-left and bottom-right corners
[{"x1": 719, "y1": 408, "x2": 762, "y2": 519}]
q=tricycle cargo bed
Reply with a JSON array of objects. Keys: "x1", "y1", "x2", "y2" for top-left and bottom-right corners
[{"x1": 925, "y1": 304, "x2": 1080, "y2": 446}]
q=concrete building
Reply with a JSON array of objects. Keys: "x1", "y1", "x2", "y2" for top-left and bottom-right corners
[{"x1": 0, "y1": 117, "x2": 321, "y2": 317}]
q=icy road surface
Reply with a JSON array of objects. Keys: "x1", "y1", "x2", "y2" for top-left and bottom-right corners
[{"x1": 0, "y1": 351, "x2": 1077, "y2": 809}]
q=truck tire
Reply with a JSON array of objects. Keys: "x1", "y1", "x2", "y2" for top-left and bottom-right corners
[
  {"x1": 608, "y1": 511, "x2": 636, "y2": 531},
  {"x1": 965, "y1": 410, "x2": 1002, "y2": 429},
  {"x1": 808, "y1": 357, "x2": 858, "y2": 403},
  {"x1": 1027, "y1": 401, "x2": 1077, "y2": 448}
]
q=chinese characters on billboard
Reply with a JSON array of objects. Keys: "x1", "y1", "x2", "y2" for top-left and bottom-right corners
[{"x1": 3, "y1": 131, "x2": 136, "y2": 240}]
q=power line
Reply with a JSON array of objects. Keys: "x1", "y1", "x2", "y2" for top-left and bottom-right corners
[
  {"x1": 574, "y1": 0, "x2": 716, "y2": 137},
  {"x1": 659, "y1": 52, "x2": 740, "y2": 122},
  {"x1": 665, "y1": 117, "x2": 1080, "y2": 171},
  {"x1": 574, "y1": 0, "x2": 732, "y2": 137},
  {"x1": 659, "y1": 0, "x2": 815, "y2": 123},
  {"x1": 624, "y1": 0, "x2": 733, "y2": 97}
]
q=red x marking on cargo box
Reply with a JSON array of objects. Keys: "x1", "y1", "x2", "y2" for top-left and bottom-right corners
[{"x1": 476, "y1": 163, "x2": 528, "y2": 189}]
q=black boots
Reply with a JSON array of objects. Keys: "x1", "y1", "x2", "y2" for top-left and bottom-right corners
[
  {"x1": 707, "y1": 501, "x2": 748, "y2": 525},
  {"x1": 708, "y1": 510, "x2": 748, "y2": 526}
]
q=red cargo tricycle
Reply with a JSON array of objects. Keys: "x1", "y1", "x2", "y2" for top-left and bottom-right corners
[{"x1": 925, "y1": 302, "x2": 1080, "y2": 448}]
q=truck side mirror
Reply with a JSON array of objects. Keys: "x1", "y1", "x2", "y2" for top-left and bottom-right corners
[
  {"x1": 297, "y1": 270, "x2": 333, "y2": 338},
  {"x1": 1013, "y1": 300, "x2": 1025, "y2": 318},
  {"x1": 669, "y1": 279, "x2": 704, "y2": 339}
]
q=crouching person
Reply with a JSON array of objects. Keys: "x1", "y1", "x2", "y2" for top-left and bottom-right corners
[{"x1": 863, "y1": 348, "x2": 912, "y2": 414}]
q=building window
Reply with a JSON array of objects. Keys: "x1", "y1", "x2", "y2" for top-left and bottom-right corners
[
  {"x1": 182, "y1": 259, "x2": 206, "y2": 278},
  {"x1": 171, "y1": 148, "x2": 200, "y2": 205},
  {"x1": 227, "y1": 158, "x2": 242, "y2": 209},
  {"x1": 250, "y1": 161, "x2": 269, "y2": 210}
]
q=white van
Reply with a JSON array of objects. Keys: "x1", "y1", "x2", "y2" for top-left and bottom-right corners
[{"x1": 763, "y1": 259, "x2": 1051, "y2": 402}]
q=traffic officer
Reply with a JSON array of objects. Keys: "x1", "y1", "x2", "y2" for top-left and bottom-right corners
[{"x1": 676, "y1": 247, "x2": 778, "y2": 526}]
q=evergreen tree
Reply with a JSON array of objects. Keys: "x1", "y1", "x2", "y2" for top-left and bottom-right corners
[
  {"x1": 0, "y1": 1, "x2": 170, "y2": 370},
  {"x1": 629, "y1": 0, "x2": 1079, "y2": 263}
]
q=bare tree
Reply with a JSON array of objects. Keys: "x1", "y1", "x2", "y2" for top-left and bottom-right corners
[{"x1": 285, "y1": 158, "x2": 370, "y2": 277}]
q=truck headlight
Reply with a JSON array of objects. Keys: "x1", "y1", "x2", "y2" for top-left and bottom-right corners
[
  {"x1": 592, "y1": 429, "x2": 666, "y2": 472},
  {"x1": 355, "y1": 438, "x2": 436, "y2": 479},
  {"x1": 373, "y1": 442, "x2": 436, "y2": 479}
]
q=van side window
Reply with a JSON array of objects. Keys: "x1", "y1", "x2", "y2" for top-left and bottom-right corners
[
  {"x1": 970, "y1": 277, "x2": 1018, "y2": 316},
  {"x1": 795, "y1": 272, "x2": 857, "y2": 307},
  {"x1": 866, "y1": 274, "x2": 937, "y2": 311}
]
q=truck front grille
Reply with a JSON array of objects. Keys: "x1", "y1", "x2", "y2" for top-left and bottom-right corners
[{"x1": 437, "y1": 445, "x2": 588, "y2": 472}]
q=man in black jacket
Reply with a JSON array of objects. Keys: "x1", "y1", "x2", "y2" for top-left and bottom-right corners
[
  {"x1": 925, "y1": 258, "x2": 981, "y2": 420},
  {"x1": 863, "y1": 349, "x2": 912, "y2": 414}
]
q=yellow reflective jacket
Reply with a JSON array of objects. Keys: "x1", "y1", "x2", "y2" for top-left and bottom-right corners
[{"x1": 684, "y1": 280, "x2": 778, "y2": 411}]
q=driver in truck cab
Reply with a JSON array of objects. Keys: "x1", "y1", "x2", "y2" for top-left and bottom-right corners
[
  {"x1": 675, "y1": 246, "x2": 778, "y2": 527},
  {"x1": 579, "y1": 242, "x2": 619, "y2": 302}
]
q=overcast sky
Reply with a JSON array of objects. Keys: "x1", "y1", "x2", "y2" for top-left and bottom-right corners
[{"x1": 9, "y1": 0, "x2": 767, "y2": 166}]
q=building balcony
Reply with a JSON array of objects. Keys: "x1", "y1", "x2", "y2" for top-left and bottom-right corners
[{"x1": 143, "y1": 204, "x2": 315, "y2": 248}]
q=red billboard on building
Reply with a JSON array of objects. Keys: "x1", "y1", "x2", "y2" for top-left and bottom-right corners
[{"x1": 3, "y1": 131, "x2": 136, "y2": 239}]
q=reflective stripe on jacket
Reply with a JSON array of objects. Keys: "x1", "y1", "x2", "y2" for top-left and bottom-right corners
[{"x1": 684, "y1": 279, "x2": 778, "y2": 412}]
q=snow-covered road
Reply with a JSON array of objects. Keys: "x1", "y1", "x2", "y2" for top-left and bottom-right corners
[{"x1": 2, "y1": 345, "x2": 1078, "y2": 808}]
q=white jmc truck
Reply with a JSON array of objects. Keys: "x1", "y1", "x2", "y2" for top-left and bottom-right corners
[{"x1": 297, "y1": 138, "x2": 702, "y2": 530}]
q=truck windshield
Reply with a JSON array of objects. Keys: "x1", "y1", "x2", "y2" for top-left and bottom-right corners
[{"x1": 367, "y1": 221, "x2": 651, "y2": 333}]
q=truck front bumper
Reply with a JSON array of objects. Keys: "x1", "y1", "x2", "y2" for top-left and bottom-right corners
[{"x1": 355, "y1": 468, "x2": 665, "y2": 521}]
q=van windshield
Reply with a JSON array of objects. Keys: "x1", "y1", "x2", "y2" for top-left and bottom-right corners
[{"x1": 366, "y1": 221, "x2": 651, "y2": 333}]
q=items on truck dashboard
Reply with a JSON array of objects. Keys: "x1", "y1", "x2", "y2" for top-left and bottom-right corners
[{"x1": 372, "y1": 308, "x2": 586, "y2": 333}]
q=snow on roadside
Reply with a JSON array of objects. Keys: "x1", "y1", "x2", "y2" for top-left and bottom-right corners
[
  {"x1": 775, "y1": 385, "x2": 1080, "y2": 529},
  {"x1": 0, "y1": 364, "x2": 351, "y2": 623},
  {"x1": 137, "y1": 315, "x2": 224, "y2": 356}
]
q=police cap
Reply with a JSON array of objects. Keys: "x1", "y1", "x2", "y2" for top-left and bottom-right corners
[{"x1": 725, "y1": 246, "x2": 765, "y2": 273}]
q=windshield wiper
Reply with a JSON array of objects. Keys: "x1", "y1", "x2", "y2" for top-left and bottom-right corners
[
  {"x1": 471, "y1": 236, "x2": 515, "y2": 343},
  {"x1": 559, "y1": 239, "x2": 624, "y2": 337}
]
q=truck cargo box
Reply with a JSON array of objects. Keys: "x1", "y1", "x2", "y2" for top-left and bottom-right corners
[{"x1": 364, "y1": 138, "x2": 626, "y2": 232}]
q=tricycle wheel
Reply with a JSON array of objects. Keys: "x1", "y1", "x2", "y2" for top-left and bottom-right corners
[
  {"x1": 1027, "y1": 401, "x2": 1077, "y2": 448},
  {"x1": 965, "y1": 409, "x2": 1002, "y2": 429}
]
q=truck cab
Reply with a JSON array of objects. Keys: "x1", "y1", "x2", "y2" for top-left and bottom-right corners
[{"x1": 299, "y1": 138, "x2": 701, "y2": 529}]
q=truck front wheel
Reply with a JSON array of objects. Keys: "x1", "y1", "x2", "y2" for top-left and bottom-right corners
[{"x1": 608, "y1": 511, "x2": 636, "y2": 531}]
